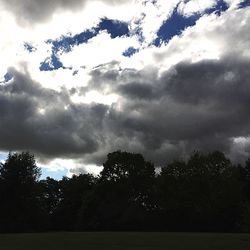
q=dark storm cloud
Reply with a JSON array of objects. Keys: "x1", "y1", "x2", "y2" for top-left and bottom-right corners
[
  {"x1": 2, "y1": 55, "x2": 250, "y2": 167},
  {"x1": 0, "y1": 0, "x2": 131, "y2": 25},
  {"x1": 0, "y1": 68, "x2": 108, "y2": 159},
  {"x1": 118, "y1": 82, "x2": 159, "y2": 100},
  {"x1": 162, "y1": 58, "x2": 250, "y2": 107},
  {"x1": 85, "y1": 56, "x2": 250, "y2": 164},
  {"x1": 89, "y1": 62, "x2": 159, "y2": 98}
]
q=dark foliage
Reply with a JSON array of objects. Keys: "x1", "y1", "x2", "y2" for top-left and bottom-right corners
[
  {"x1": 76, "y1": 151, "x2": 156, "y2": 231},
  {"x1": 0, "y1": 152, "x2": 43, "y2": 232},
  {"x1": 1, "y1": 150, "x2": 250, "y2": 232}
]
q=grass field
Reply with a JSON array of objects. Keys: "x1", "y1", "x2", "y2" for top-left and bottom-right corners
[{"x1": 0, "y1": 232, "x2": 250, "y2": 250}]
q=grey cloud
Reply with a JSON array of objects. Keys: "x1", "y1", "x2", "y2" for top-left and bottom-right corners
[
  {"x1": 162, "y1": 58, "x2": 250, "y2": 106},
  {"x1": 153, "y1": 7, "x2": 250, "y2": 69},
  {"x1": 118, "y1": 82, "x2": 159, "y2": 100},
  {"x1": 70, "y1": 167, "x2": 89, "y2": 176},
  {"x1": 0, "y1": 68, "x2": 108, "y2": 160},
  {"x1": 0, "y1": 0, "x2": 132, "y2": 25},
  {"x1": 84, "y1": 56, "x2": 250, "y2": 165},
  {"x1": 89, "y1": 64, "x2": 159, "y2": 99},
  {"x1": 2, "y1": 55, "x2": 250, "y2": 169}
]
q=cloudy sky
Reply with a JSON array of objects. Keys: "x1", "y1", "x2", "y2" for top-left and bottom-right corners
[{"x1": 0, "y1": 0, "x2": 250, "y2": 178}]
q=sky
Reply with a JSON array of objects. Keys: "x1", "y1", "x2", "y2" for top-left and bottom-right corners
[{"x1": 0, "y1": 0, "x2": 250, "y2": 179}]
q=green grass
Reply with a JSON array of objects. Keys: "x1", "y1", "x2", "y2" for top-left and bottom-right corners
[{"x1": 0, "y1": 232, "x2": 250, "y2": 250}]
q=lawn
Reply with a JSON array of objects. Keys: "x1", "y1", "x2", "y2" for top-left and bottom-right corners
[{"x1": 0, "y1": 232, "x2": 250, "y2": 250}]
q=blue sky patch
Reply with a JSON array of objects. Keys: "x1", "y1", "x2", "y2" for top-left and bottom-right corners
[
  {"x1": 123, "y1": 47, "x2": 139, "y2": 57},
  {"x1": 0, "y1": 152, "x2": 8, "y2": 163},
  {"x1": 40, "y1": 54, "x2": 64, "y2": 71},
  {"x1": 154, "y1": 6, "x2": 200, "y2": 46},
  {"x1": 2, "y1": 72, "x2": 14, "y2": 82},
  {"x1": 153, "y1": 0, "x2": 230, "y2": 47},
  {"x1": 40, "y1": 168, "x2": 68, "y2": 180},
  {"x1": 205, "y1": 0, "x2": 229, "y2": 16},
  {"x1": 40, "y1": 18, "x2": 129, "y2": 71},
  {"x1": 0, "y1": 152, "x2": 66, "y2": 180},
  {"x1": 41, "y1": 29, "x2": 98, "y2": 71},
  {"x1": 46, "y1": 18, "x2": 129, "y2": 54},
  {"x1": 98, "y1": 18, "x2": 129, "y2": 38},
  {"x1": 47, "y1": 18, "x2": 129, "y2": 53},
  {"x1": 48, "y1": 30, "x2": 98, "y2": 54},
  {"x1": 238, "y1": 0, "x2": 250, "y2": 9},
  {"x1": 24, "y1": 43, "x2": 36, "y2": 52}
]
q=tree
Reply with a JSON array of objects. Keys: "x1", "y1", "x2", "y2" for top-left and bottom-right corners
[
  {"x1": 157, "y1": 151, "x2": 243, "y2": 232},
  {"x1": 52, "y1": 174, "x2": 96, "y2": 230},
  {"x1": 0, "y1": 150, "x2": 248, "y2": 232},
  {"x1": 100, "y1": 151, "x2": 155, "y2": 188},
  {"x1": 79, "y1": 151, "x2": 156, "y2": 230},
  {"x1": 238, "y1": 159, "x2": 250, "y2": 231},
  {"x1": 0, "y1": 152, "x2": 42, "y2": 232},
  {"x1": 38, "y1": 177, "x2": 62, "y2": 229}
]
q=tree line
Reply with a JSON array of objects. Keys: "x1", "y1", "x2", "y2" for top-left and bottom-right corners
[{"x1": 1, "y1": 150, "x2": 250, "y2": 233}]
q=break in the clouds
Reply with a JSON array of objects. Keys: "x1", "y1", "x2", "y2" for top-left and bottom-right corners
[
  {"x1": 39, "y1": 18, "x2": 130, "y2": 71},
  {"x1": 1, "y1": 0, "x2": 250, "y2": 177}
]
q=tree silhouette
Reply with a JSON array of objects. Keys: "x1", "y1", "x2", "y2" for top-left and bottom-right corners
[
  {"x1": 156, "y1": 151, "x2": 243, "y2": 231},
  {"x1": 52, "y1": 174, "x2": 96, "y2": 230},
  {"x1": 0, "y1": 152, "x2": 43, "y2": 232},
  {"x1": 0, "y1": 150, "x2": 250, "y2": 232},
  {"x1": 77, "y1": 151, "x2": 155, "y2": 230}
]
